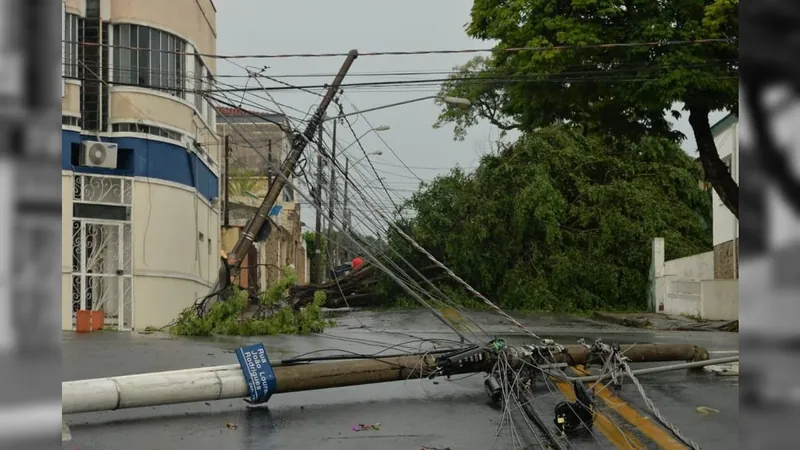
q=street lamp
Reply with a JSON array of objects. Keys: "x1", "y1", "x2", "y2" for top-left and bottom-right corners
[
  {"x1": 351, "y1": 151, "x2": 383, "y2": 167},
  {"x1": 340, "y1": 126, "x2": 390, "y2": 153}
]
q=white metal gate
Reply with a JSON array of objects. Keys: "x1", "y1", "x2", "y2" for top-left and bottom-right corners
[{"x1": 71, "y1": 174, "x2": 133, "y2": 330}]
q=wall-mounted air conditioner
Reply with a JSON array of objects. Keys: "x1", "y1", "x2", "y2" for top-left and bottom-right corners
[{"x1": 79, "y1": 141, "x2": 118, "y2": 169}]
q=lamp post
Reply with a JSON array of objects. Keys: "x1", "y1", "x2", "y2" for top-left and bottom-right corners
[{"x1": 339, "y1": 126, "x2": 390, "y2": 154}]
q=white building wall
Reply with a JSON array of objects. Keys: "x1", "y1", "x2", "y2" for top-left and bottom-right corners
[
  {"x1": 60, "y1": 174, "x2": 220, "y2": 330},
  {"x1": 711, "y1": 122, "x2": 739, "y2": 247},
  {"x1": 129, "y1": 179, "x2": 219, "y2": 328}
]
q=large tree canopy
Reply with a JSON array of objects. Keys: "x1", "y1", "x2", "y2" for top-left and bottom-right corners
[
  {"x1": 436, "y1": 0, "x2": 739, "y2": 216},
  {"x1": 389, "y1": 126, "x2": 711, "y2": 311}
]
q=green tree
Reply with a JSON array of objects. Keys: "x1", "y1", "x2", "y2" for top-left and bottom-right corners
[
  {"x1": 436, "y1": 0, "x2": 739, "y2": 216},
  {"x1": 302, "y1": 231, "x2": 325, "y2": 261},
  {"x1": 389, "y1": 126, "x2": 711, "y2": 312}
]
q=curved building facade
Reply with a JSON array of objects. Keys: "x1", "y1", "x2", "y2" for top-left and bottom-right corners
[{"x1": 61, "y1": 0, "x2": 220, "y2": 330}]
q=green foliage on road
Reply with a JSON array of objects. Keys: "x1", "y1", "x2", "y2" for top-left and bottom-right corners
[
  {"x1": 387, "y1": 126, "x2": 711, "y2": 312},
  {"x1": 171, "y1": 267, "x2": 332, "y2": 336},
  {"x1": 435, "y1": 0, "x2": 739, "y2": 215}
]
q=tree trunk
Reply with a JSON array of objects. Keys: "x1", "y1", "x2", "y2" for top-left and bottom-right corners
[{"x1": 688, "y1": 105, "x2": 739, "y2": 218}]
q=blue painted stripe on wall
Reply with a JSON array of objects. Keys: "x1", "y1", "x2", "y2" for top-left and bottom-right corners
[{"x1": 62, "y1": 130, "x2": 219, "y2": 200}]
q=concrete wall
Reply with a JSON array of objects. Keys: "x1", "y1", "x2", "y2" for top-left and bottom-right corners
[
  {"x1": 662, "y1": 277, "x2": 701, "y2": 317},
  {"x1": 700, "y1": 280, "x2": 738, "y2": 321},
  {"x1": 652, "y1": 237, "x2": 738, "y2": 321},
  {"x1": 663, "y1": 251, "x2": 714, "y2": 280},
  {"x1": 661, "y1": 279, "x2": 738, "y2": 321},
  {"x1": 714, "y1": 238, "x2": 739, "y2": 279}
]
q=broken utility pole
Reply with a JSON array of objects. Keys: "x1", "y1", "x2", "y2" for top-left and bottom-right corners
[
  {"x1": 203, "y1": 50, "x2": 359, "y2": 313},
  {"x1": 61, "y1": 342, "x2": 712, "y2": 415}
]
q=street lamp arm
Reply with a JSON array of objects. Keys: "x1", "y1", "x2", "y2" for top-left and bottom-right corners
[{"x1": 340, "y1": 128, "x2": 387, "y2": 153}]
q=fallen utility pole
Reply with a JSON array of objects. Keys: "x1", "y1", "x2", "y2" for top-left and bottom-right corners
[
  {"x1": 63, "y1": 352, "x2": 490, "y2": 415},
  {"x1": 203, "y1": 50, "x2": 359, "y2": 313},
  {"x1": 61, "y1": 343, "x2": 708, "y2": 415}
]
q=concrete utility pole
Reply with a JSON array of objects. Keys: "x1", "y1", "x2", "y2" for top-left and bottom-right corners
[
  {"x1": 223, "y1": 134, "x2": 231, "y2": 227},
  {"x1": 341, "y1": 157, "x2": 350, "y2": 262},
  {"x1": 61, "y1": 343, "x2": 713, "y2": 415},
  {"x1": 325, "y1": 115, "x2": 338, "y2": 274},
  {"x1": 312, "y1": 124, "x2": 325, "y2": 285},
  {"x1": 203, "y1": 50, "x2": 359, "y2": 312}
]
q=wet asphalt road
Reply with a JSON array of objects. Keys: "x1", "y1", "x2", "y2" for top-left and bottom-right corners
[{"x1": 62, "y1": 310, "x2": 739, "y2": 450}]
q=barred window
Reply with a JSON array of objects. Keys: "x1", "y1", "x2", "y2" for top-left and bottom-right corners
[
  {"x1": 113, "y1": 24, "x2": 185, "y2": 98},
  {"x1": 64, "y1": 13, "x2": 81, "y2": 78}
]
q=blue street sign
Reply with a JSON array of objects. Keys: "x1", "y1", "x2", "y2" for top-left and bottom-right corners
[
  {"x1": 269, "y1": 205, "x2": 283, "y2": 217},
  {"x1": 235, "y1": 343, "x2": 277, "y2": 404}
]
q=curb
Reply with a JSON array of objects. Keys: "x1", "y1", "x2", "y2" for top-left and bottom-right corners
[{"x1": 592, "y1": 312, "x2": 651, "y2": 329}]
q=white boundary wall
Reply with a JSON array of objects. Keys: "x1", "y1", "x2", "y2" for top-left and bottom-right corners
[{"x1": 651, "y1": 238, "x2": 738, "y2": 321}]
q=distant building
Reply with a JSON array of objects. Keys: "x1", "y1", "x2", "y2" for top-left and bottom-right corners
[
  {"x1": 61, "y1": 0, "x2": 220, "y2": 330},
  {"x1": 709, "y1": 113, "x2": 739, "y2": 279},
  {"x1": 216, "y1": 107, "x2": 308, "y2": 289}
]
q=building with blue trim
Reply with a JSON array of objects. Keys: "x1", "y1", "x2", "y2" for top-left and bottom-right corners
[{"x1": 61, "y1": 0, "x2": 220, "y2": 330}]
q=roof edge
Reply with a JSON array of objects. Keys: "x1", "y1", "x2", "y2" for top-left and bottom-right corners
[{"x1": 710, "y1": 112, "x2": 738, "y2": 137}]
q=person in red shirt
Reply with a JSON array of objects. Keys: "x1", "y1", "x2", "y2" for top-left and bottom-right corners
[{"x1": 351, "y1": 256, "x2": 365, "y2": 271}]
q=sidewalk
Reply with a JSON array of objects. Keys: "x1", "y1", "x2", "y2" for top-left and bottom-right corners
[{"x1": 593, "y1": 312, "x2": 738, "y2": 332}]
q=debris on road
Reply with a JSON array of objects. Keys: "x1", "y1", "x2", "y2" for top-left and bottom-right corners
[
  {"x1": 593, "y1": 311, "x2": 738, "y2": 332},
  {"x1": 352, "y1": 423, "x2": 381, "y2": 432},
  {"x1": 704, "y1": 362, "x2": 739, "y2": 376},
  {"x1": 695, "y1": 406, "x2": 720, "y2": 415},
  {"x1": 225, "y1": 423, "x2": 238, "y2": 430}
]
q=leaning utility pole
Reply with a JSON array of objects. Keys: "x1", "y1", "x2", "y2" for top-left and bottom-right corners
[
  {"x1": 203, "y1": 50, "x2": 359, "y2": 313},
  {"x1": 312, "y1": 124, "x2": 325, "y2": 285},
  {"x1": 325, "y1": 116, "x2": 338, "y2": 274}
]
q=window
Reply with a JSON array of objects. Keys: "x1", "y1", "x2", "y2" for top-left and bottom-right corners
[
  {"x1": 112, "y1": 122, "x2": 183, "y2": 141},
  {"x1": 282, "y1": 184, "x2": 294, "y2": 202},
  {"x1": 62, "y1": 116, "x2": 81, "y2": 127},
  {"x1": 113, "y1": 24, "x2": 185, "y2": 97},
  {"x1": 64, "y1": 13, "x2": 81, "y2": 78}
]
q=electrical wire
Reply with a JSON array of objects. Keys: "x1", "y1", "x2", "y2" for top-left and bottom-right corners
[
  {"x1": 209, "y1": 93, "x2": 475, "y2": 343},
  {"x1": 63, "y1": 37, "x2": 736, "y2": 60}
]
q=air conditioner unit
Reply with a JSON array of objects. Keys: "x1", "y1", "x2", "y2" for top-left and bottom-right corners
[{"x1": 79, "y1": 141, "x2": 118, "y2": 169}]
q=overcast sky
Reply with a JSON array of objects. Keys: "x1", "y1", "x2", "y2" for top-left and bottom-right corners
[{"x1": 215, "y1": 0, "x2": 728, "y2": 231}]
